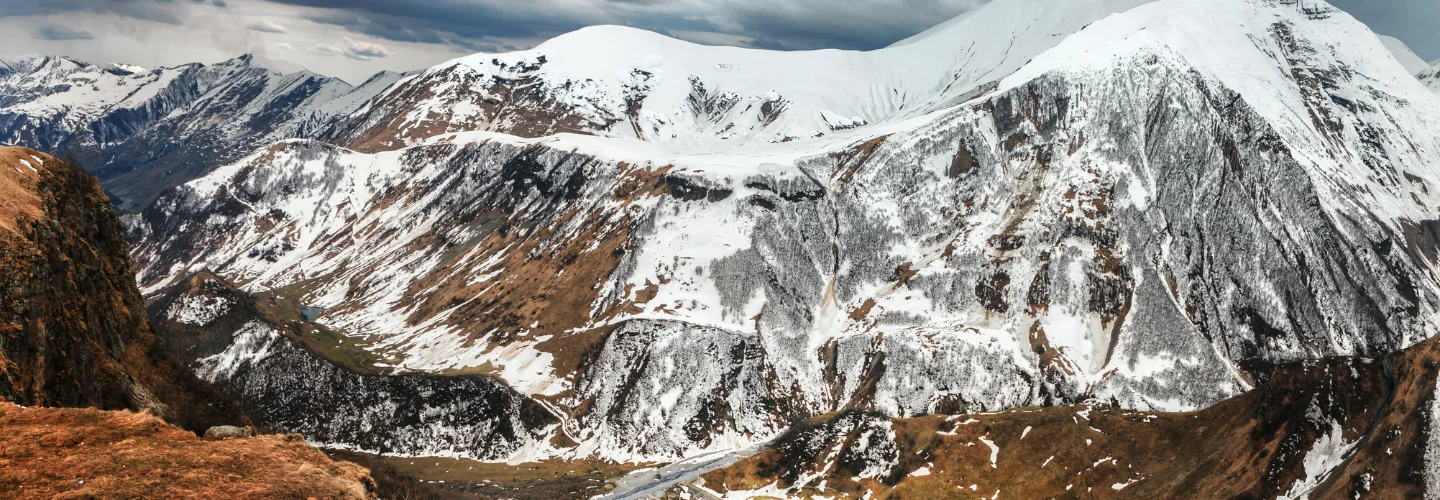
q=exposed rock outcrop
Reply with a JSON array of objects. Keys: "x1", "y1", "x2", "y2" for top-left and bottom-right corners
[
  {"x1": 0, "y1": 146, "x2": 242, "y2": 431},
  {"x1": 702, "y1": 333, "x2": 1440, "y2": 498},
  {"x1": 149, "y1": 271, "x2": 558, "y2": 460}
]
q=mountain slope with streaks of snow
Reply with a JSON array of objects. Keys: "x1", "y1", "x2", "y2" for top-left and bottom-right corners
[
  {"x1": 0, "y1": 54, "x2": 402, "y2": 209},
  {"x1": 128, "y1": 0, "x2": 1440, "y2": 462}
]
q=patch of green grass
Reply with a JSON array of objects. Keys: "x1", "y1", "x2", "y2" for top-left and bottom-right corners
[{"x1": 249, "y1": 283, "x2": 389, "y2": 375}]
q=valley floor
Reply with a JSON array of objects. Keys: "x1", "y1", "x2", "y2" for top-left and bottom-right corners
[{"x1": 326, "y1": 450, "x2": 649, "y2": 499}]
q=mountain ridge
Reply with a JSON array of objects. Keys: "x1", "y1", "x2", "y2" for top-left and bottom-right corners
[
  {"x1": 4, "y1": 0, "x2": 1440, "y2": 478},
  {"x1": 0, "y1": 53, "x2": 403, "y2": 209},
  {"x1": 116, "y1": 0, "x2": 1440, "y2": 464}
]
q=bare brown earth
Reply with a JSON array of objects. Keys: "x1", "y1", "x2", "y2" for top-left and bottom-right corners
[
  {"x1": 332, "y1": 64, "x2": 609, "y2": 154},
  {"x1": 702, "y1": 335, "x2": 1440, "y2": 499},
  {"x1": 0, "y1": 147, "x2": 47, "y2": 233},
  {"x1": 0, "y1": 402, "x2": 375, "y2": 499}
]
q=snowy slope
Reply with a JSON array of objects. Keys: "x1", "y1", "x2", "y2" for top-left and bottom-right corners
[
  {"x1": 325, "y1": 0, "x2": 1157, "y2": 152},
  {"x1": 128, "y1": 0, "x2": 1440, "y2": 462},
  {"x1": 999, "y1": 0, "x2": 1440, "y2": 224},
  {"x1": 1379, "y1": 35, "x2": 1431, "y2": 75},
  {"x1": 1422, "y1": 61, "x2": 1440, "y2": 95}
]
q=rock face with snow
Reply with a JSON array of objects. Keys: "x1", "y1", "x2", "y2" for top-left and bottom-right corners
[
  {"x1": 702, "y1": 333, "x2": 1440, "y2": 499},
  {"x1": 119, "y1": 0, "x2": 1440, "y2": 463},
  {"x1": 1421, "y1": 61, "x2": 1440, "y2": 95},
  {"x1": 0, "y1": 55, "x2": 401, "y2": 209},
  {"x1": 148, "y1": 271, "x2": 557, "y2": 459}
]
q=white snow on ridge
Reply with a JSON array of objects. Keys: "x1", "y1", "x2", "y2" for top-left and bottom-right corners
[
  {"x1": 1000, "y1": 0, "x2": 1440, "y2": 225},
  {"x1": 416, "y1": 0, "x2": 1157, "y2": 150},
  {"x1": 165, "y1": 291, "x2": 233, "y2": 326},
  {"x1": 1421, "y1": 62, "x2": 1440, "y2": 96},
  {"x1": 194, "y1": 321, "x2": 281, "y2": 383},
  {"x1": 1379, "y1": 35, "x2": 1431, "y2": 75}
]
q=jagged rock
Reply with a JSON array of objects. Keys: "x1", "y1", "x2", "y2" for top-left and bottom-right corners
[
  {"x1": 0, "y1": 146, "x2": 243, "y2": 432},
  {"x1": 203, "y1": 425, "x2": 255, "y2": 440}
]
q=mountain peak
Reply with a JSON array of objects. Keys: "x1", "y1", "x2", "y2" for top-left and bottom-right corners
[
  {"x1": 888, "y1": 0, "x2": 1154, "y2": 49},
  {"x1": 234, "y1": 53, "x2": 309, "y2": 75},
  {"x1": 1378, "y1": 34, "x2": 1430, "y2": 75}
]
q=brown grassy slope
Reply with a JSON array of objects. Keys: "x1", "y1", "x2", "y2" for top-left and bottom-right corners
[
  {"x1": 0, "y1": 402, "x2": 374, "y2": 499},
  {"x1": 703, "y1": 335, "x2": 1439, "y2": 499},
  {"x1": 0, "y1": 146, "x2": 245, "y2": 431}
]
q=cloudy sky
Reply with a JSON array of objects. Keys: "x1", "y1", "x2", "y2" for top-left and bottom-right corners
[{"x1": 0, "y1": 0, "x2": 1435, "y2": 84}]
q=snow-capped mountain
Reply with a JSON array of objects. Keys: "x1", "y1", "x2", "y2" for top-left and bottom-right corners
[
  {"x1": 0, "y1": 54, "x2": 401, "y2": 209},
  {"x1": 323, "y1": 0, "x2": 1157, "y2": 151},
  {"x1": 1422, "y1": 61, "x2": 1440, "y2": 95},
  {"x1": 1379, "y1": 35, "x2": 1431, "y2": 75},
  {"x1": 122, "y1": 0, "x2": 1440, "y2": 464}
]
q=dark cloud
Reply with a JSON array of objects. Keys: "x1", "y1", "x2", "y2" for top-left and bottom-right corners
[
  {"x1": 35, "y1": 25, "x2": 95, "y2": 40},
  {"x1": 5, "y1": 0, "x2": 1436, "y2": 67},
  {"x1": 270, "y1": 0, "x2": 928, "y2": 53},
  {"x1": 0, "y1": 0, "x2": 186, "y2": 25},
  {"x1": 267, "y1": 0, "x2": 595, "y2": 40},
  {"x1": 269, "y1": 0, "x2": 1439, "y2": 60}
]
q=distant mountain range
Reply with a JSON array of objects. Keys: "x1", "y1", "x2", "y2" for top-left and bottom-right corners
[{"x1": 0, "y1": 54, "x2": 403, "y2": 209}]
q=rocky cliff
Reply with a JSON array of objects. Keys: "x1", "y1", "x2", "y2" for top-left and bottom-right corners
[
  {"x1": 0, "y1": 146, "x2": 242, "y2": 431},
  {"x1": 148, "y1": 271, "x2": 558, "y2": 460}
]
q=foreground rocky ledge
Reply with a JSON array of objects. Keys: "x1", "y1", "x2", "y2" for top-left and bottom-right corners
[{"x1": 0, "y1": 403, "x2": 374, "y2": 499}]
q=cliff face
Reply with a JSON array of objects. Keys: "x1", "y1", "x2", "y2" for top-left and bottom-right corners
[
  {"x1": 0, "y1": 146, "x2": 241, "y2": 431},
  {"x1": 148, "y1": 271, "x2": 558, "y2": 459}
]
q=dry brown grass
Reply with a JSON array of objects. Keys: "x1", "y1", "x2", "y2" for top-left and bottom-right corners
[
  {"x1": 704, "y1": 336, "x2": 1440, "y2": 499},
  {"x1": 0, "y1": 403, "x2": 375, "y2": 499},
  {"x1": 0, "y1": 147, "x2": 53, "y2": 233}
]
